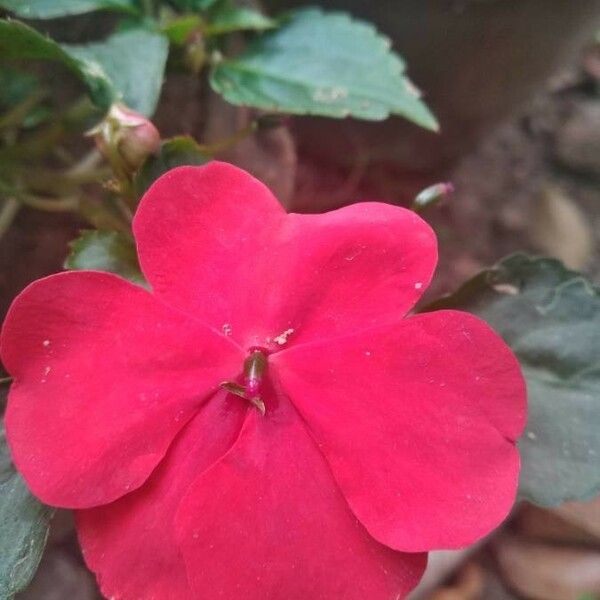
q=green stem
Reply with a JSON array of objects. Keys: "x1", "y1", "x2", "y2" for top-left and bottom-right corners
[
  {"x1": 68, "y1": 149, "x2": 103, "y2": 176},
  {"x1": 115, "y1": 197, "x2": 134, "y2": 223},
  {"x1": 141, "y1": 0, "x2": 155, "y2": 17},
  {"x1": 9, "y1": 166, "x2": 110, "y2": 197},
  {"x1": 201, "y1": 121, "x2": 258, "y2": 155},
  {"x1": 18, "y1": 193, "x2": 79, "y2": 213},
  {"x1": 0, "y1": 89, "x2": 46, "y2": 131},
  {"x1": 0, "y1": 197, "x2": 20, "y2": 240},
  {"x1": 0, "y1": 122, "x2": 65, "y2": 161}
]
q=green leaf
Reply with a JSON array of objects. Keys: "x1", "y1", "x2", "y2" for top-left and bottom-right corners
[
  {"x1": 0, "y1": 67, "x2": 38, "y2": 109},
  {"x1": 163, "y1": 3, "x2": 274, "y2": 41},
  {"x1": 206, "y1": 5, "x2": 276, "y2": 35},
  {"x1": 65, "y1": 230, "x2": 145, "y2": 285},
  {"x1": 0, "y1": 21, "x2": 168, "y2": 116},
  {"x1": 0, "y1": 423, "x2": 53, "y2": 600},
  {"x1": 427, "y1": 254, "x2": 600, "y2": 507},
  {"x1": 67, "y1": 28, "x2": 169, "y2": 116},
  {"x1": 0, "y1": 0, "x2": 136, "y2": 18},
  {"x1": 171, "y1": 0, "x2": 219, "y2": 10},
  {"x1": 134, "y1": 135, "x2": 209, "y2": 196},
  {"x1": 210, "y1": 7, "x2": 437, "y2": 128},
  {"x1": 0, "y1": 19, "x2": 115, "y2": 110}
]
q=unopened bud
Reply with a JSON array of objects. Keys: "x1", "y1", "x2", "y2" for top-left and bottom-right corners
[
  {"x1": 90, "y1": 104, "x2": 160, "y2": 174},
  {"x1": 412, "y1": 182, "x2": 454, "y2": 212},
  {"x1": 185, "y1": 30, "x2": 206, "y2": 75}
]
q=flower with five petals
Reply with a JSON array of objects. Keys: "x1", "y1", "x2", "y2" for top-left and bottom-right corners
[{"x1": 1, "y1": 162, "x2": 526, "y2": 600}]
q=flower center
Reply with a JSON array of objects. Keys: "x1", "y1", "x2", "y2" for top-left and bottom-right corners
[{"x1": 220, "y1": 347, "x2": 269, "y2": 415}]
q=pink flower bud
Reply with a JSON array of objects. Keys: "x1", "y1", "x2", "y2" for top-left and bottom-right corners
[{"x1": 91, "y1": 104, "x2": 160, "y2": 173}]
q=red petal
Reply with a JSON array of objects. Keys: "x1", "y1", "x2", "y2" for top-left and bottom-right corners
[
  {"x1": 77, "y1": 391, "x2": 246, "y2": 600},
  {"x1": 273, "y1": 310, "x2": 527, "y2": 552},
  {"x1": 134, "y1": 162, "x2": 436, "y2": 349},
  {"x1": 175, "y1": 392, "x2": 426, "y2": 600},
  {"x1": 1, "y1": 271, "x2": 242, "y2": 508},
  {"x1": 133, "y1": 162, "x2": 286, "y2": 347}
]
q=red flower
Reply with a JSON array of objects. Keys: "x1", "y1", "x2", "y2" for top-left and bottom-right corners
[{"x1": 1, "y1": 163, "x2": 526, "y2": 600}]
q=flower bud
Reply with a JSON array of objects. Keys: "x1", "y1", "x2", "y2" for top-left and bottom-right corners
[
  {"x1": 90, "y1": 104, "x2": 160, "y2": 174},
  {"x1": 412, "y1": 182, "x2": 454, "y2": 212},
  {"x1": 185, "y1": 30, "x2": 206, "y2": 75}
]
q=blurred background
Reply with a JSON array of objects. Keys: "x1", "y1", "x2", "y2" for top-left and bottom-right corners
[{"x1": 2, "y1": 1, "x2": 600, "y2": 599}]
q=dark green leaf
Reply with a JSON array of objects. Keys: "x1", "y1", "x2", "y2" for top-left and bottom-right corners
[
  {"x1": 0, "y1": 21, "x2": 168, "y2": 116},
  {"x1": 0, "y1": 0, "x2": 136, "y2": 18},
  {"x1": 0, "y1": 423, "x2": 53, "y2": 600},
  {"x1": 0, "y1": 19, "x2": 116, "y2": 110},
  {"x1": 134, "y1": 135, "x2": 209, "y2": 196},
  {"x1": 0, "y1": 67, "x2": 38, "y2": 110},
  {"x1": 67, "y1": 28, "x2": 169, "y2": 116},
  {"x1": 206, "y1": 5, "x2": 276, "y2": 34},
  {"x1": 210, "y1": 7, "x2": 437, "y2": 128},
  {"x1": 427, "y1": 254, "x2": 600, "y2": 506},
  {"x1": 65, "y1": 230, "x2": 145, "y2": 285},
  {"x1": 0, "y1": 68, "x2": 53, "y2": 131},
  {"x1": 170, "y1": 0, "x2": 219, "y2": 11}
]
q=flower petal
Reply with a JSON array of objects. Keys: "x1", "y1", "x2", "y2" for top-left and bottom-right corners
[
  {"x1": 1, "y1": 271, "x2": 243, "y2": 508},
  {"x1": 263, "y1": 203, "x2": 437, "y2": 348},
  {"x1": 77, "y1": 391, "x2": 246, "y2": 600},
  {"x1": 134, "y1": 162, "x2": 437, "y2": 348},
  {"x1": 133, "y1": 162, "x2": 286, "y2": 345},
  {"x1": 175, "y1": 392, "x2": 426, "y2": 600},
  {"x1": 272, "y1": 310, "x2": 527, "y2": 552}
]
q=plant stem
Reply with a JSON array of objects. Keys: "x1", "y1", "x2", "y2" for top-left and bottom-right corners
[
  {"x1": 0, "y1": 197, "x2": 20, "y2": 241},
  {"x1": 0, "y1": 89, "x2": 46, "y2": 131},
  {"x1": 68, "y1": 149, "x2": 103, "y2": 176},
  {"x1": 115, "y1": 197, "x2": 134, "y2": 223},
  {"x1": 141, "y1": 0, "x2": 156, "y2": 17},
  {"x1": 18, "y1": 193, "x2": 79, "y2": 212},
  {"x1": 200, "y1": 121, "x2": 258, "y2": 154}
]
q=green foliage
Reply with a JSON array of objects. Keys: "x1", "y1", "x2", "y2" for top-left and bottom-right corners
[
  {"x1": 206, "y1": 4, "x2": 276, "y2": 34},
  {"x1": 0, "y1": 20, "x2": 114, "y2": 111},
  {"x1": 0, "y1": 21, "x2": 168, "y2": 116},
  {"x1": 0, "y1": 67, "x2": 37, "y2": 109},
  {"x1": 0, "y1": 423, "x2": 53, "y2": 600},
  {"x1": 171, "y1": 0, "x2": 220, "y2": 10},
  {"x1": 0, "y1": 0, "x2": 136, "y2": 18},
  {"x1": 134, "y1": 135, "x2": 209, "y2": 196},
  {"x1": 68, "y1": 28, "x2": 169, "y2": 116},
  {"x1": 427, "y1": 254, "x2": 600, "y2": 507},
  {"x1": 65, "y1": 230, "x2": 145, "y2": 285},
  {"x1": 162, "y1": 14, "x2": 203, "y2": 45},
  {"x1": 210, "y1": 8, "x2": 437, "y2": 128},
  {"x1": 0, "y1": 67, "x2": 53, "y2": 130}
]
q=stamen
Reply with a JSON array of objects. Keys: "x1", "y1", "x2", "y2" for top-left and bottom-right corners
[
  {"x1": 220, "y1": 348, "x2": 268, "y2": 415},
  {"x1": 244, "y1": 348, "x2": 267, "y2": 399}
]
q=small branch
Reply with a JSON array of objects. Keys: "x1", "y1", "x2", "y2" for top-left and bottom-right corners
[
  {"x1": 201, "y1": 121, "x2": 258, "y2": 154},
  {"x1": 0, "y1": 197, "x2": 20, "y2": 240},
  {"x1": 67, "y1": 149, "x2": 103, "y2": 177},
  {"x1": 142, "y1": 0, "x2": 153, "y2": 15},
  {"x1": 18, "y1": 193, "x2": 79, "y2": 213},
  {"x1": 0, "y1": 89, "x2": 46, "y2": 131},
  {"x1": 114, "y1": 197, "x2": 134, "y2": 223}
]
